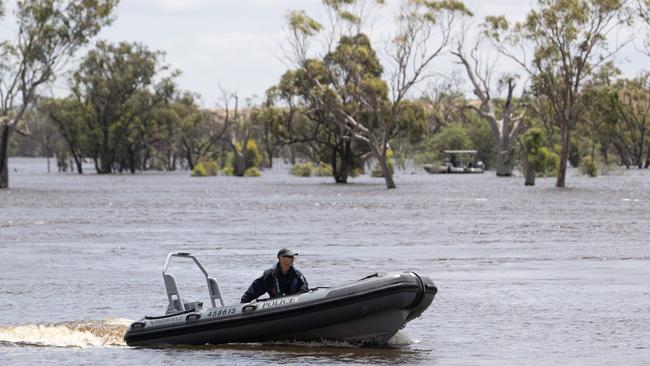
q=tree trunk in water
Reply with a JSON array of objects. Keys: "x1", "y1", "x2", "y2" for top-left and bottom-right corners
[
  {"x1": 233, "y1": 152, "x2": 246, "y2": 176},
  {"x1": 495, "y1": 140, "x2": 515, "y2": 177},
  {"x1": 98, "y1": 148, "x2": 113, "y2": 174},
  {"x1": 639, "y1": 132, "x2": 645, "y2": 169},
  {"x1": 129, "y1": 150, "x2": 137, "y2": 174},
  {"x1": 0, "y1": 123, "x2": 12, "y2": 189},
  {"x1": 67, "y1": 142, "x2": 83, "y2": 174},
  {"x1": 333, "y1": 148, "x2": 350, "y2": 184},
  {"x1": 556, "y1": 121, "x2": 570, "y2": 188},
  {"x1": 524, "y1": 155, "x2": 535, "y2": 186},
  {"x1": 332, "y1": 141, "x2": 350, "y2": 184},
  {"x1": 289, "y1": 146, "x2": 296, "y2": 165},
  {"x1": 74, "y1": 157, "x2": 83, "y2": 174},
  {"x1": 99, "y1": 160, "x2": 112, "y2": 174},
  {"x1": 379, "y1": 151, "x2": 396, "y2": 189}
]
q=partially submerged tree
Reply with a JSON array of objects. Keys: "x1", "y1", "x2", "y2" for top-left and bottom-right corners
[
  {"x1": 522, "y1": 128, "x2": 546, "y2": 185},
  {"x1": 39, "y1": 97, "x2": 90, "y2": 173},
  {"x1": 484, "y1": 0, "x2": 631, "y2": 187},
  {"x1": 173, "y1": 93, "x2": 221, "y2": 171},
  {"x1": 0, "y1": 0, "x2": 118, "y2": 188},
  {"x1": 286, "y1": 0, "x2": 471, "y2": 188},
  {"x1": 609, "y1": 73, "x2": 650, "y2": 168},
  {"x1": 70, "y1": 41, "x2": 176, "y2": 173}
]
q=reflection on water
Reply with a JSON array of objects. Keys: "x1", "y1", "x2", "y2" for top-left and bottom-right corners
[{"x1": 1, "y1": 158, "x2": 650, "y2": 365}]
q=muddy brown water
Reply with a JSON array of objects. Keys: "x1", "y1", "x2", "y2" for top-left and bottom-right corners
[{"x1": 1, "y1": 158, "x2": 649, "y2": 365}]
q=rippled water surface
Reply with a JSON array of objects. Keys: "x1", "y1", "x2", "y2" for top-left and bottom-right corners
[{"x1": 1, "y1": 158, "x2": 649, "y2": 365}]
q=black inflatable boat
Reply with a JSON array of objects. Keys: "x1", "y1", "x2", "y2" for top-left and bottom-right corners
[{"x1": 124, "y1": 252, "x2": 437, "y2": 346}]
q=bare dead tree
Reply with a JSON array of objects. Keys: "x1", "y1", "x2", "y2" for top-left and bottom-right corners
[{"x1": 452, "y1": 34, "x2": 528, "y2": 176}]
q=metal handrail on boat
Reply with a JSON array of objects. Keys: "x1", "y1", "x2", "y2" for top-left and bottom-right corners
[{"x1": 162, "y1": 252, "x2": 224, "y2": 313}]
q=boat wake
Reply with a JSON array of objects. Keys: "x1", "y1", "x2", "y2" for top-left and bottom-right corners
[{"x1": 0, "y1": 319, "x2": 131, "y2": 348}]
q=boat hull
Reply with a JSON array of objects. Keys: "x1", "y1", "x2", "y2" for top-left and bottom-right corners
[{"x1": 124, "y1": 272, "x2": 437, "y2": 346}]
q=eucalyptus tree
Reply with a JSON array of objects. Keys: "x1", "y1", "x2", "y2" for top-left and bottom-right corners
[
  {"x1": 280, "y1": 33, "x2": 383, "y2": 183},
  {"x1": 608, "y1": 74, "x2": 650, "y2": 168},
  {"x1": 39, "y1": 97, "x2": 90, "y2": 173},
  {"x1": 167, "y1": 93, "x2": 217, "y2": 171},
  {"x1": 0, "y1": 0, "x2": 117, "y2": 188},
  {"x1": 287, "y1": 0, "x2": 471, "y2": 188},
  {"x1": 71, "y1": 41, "x2": 176, "y2": 173},
  {"x1": 484, "y1": 0, "x2": 632, "y2": 187}
]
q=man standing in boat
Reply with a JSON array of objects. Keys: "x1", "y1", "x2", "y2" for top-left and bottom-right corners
[{"x1": 240, "y1": 248, "x2": 309, "y2": 303}]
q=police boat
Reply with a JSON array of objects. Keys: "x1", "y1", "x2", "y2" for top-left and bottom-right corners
[{"x1": 123, "y1": 252, "x2": 438, "y2": 346}]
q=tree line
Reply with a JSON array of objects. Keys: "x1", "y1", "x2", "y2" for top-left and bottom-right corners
[{"x1": 2, "y1": 0, "x2": 650, "y2": 189}]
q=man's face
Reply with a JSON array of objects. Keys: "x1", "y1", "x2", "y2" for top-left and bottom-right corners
[{"x1": 278, "y1": 255, "x2": 295, "y2": 270}]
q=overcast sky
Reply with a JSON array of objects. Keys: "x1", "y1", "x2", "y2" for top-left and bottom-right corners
[
  {"x1": 2, "y1": 0, "x2": 645, "y2": 107},
  {"x1": 96, "y1": 0, "x2": 536, "y2": 106}
]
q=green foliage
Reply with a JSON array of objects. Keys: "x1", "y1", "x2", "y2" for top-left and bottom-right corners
[
  {"x1": 314, "y1": 163, "x2": 333, "y2": 177},
  {"x1": 540, "y1": 147, "x2": 559, "y2": 177},
  {"x1": 220, "y1": 165, "x2": 234, "y2": 176},
  {"x1": 605, "y1": 73, "x2": 650, "y2": 167},
  {"x1": 288, "y1": 10, "x2": 322, "y2": 36},
  {"x1": 0, "y1": 0, "x2": 118, "y2": 187},
  {"x1": 191, "y1": 158, "x2": 218, "y2": 177},
  {"x1": 70, "y1": 40, "x2": 176, "y2": 173},
  {"x1": 290, "y1": 161, "x2": 334, "y2": 178},
  {"x1": 191, "y1": 163, "x2": 207, "y2": 177},
  {"x1": 244, "y1": 167, "x2": 261, "y2": 177},
  {"x1": 291, "y1": 162, "x2": 313, "y2": 177},
  {"x1": 580, "y1": 156, "x2": 598, "y2": 177},
  {"x1": 235, "y1": 139, "x2": 262, "y2": 170},
  {"x1": 465, "y1": 112, "x2": 497, "y2": 169},
  {"x1": 523, "y1": 128, "x2": 546, "y2": 174},
  {"x1": 415, "y1": 124, "x2": 474, "y2": 164}
]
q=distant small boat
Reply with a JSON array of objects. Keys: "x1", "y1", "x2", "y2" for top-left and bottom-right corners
[
  {"x1": 124, "y1": 252, "x2": 438, "y2": 346},
  {"x1": 423, "y1": 150, "x2": 484, "y2": 174}
]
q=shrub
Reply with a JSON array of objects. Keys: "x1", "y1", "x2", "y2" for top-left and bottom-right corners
[
  {"x1": 220, "y1": 165, "x2": 234, "y2": 176},
  {"x1": 191, "y1": 162, "x2": 208, "y2": 177},
  {"x1": 291, "y1": 162, "x2": 313, "y2": 177},
  {"x1": 244, "y1": 167, "x2": 261, "y2": 177},
  {"x1": 204, "y1": 160, "x2": 219, "y2": 176},
  {"x1": 192, "y1": 157, "x2": 218, "y2": 177},
  {"x1": 580, "y1": 156, "x2": 598, "y2": 177},
  {"x1": 350, "y1": 167, "x2": 364, "y2": 178},
  {"x1": 313, "y1": 162, "x2": 332, "y2": 177}
]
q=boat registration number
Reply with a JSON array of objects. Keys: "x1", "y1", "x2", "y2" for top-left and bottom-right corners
[{"x1": 207, "y1": 307, "x2": 237, "y2": 318}]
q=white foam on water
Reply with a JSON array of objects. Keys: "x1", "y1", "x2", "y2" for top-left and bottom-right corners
[
  {"x1": 388, "y1": 330, "x2": 417, "y2": 346},
  {"x1": 0, "y1": 319, "x2": 131, "y2": 348}
]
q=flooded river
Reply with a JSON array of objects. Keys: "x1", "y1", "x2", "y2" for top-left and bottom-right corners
[{"x1": 1, "y1": 158, "x2": 649, "y2": 365}]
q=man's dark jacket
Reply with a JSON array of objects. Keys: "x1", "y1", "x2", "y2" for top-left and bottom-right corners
[{"x1": 240, "y1": 263, "x2": 308, "y2": 303}]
